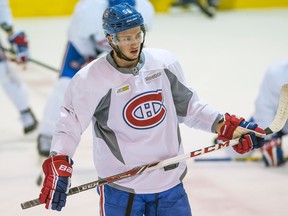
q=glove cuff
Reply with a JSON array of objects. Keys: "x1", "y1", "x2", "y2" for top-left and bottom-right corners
[{"x1": 42, "y1": 155, "x2": 74, "y2": 177}]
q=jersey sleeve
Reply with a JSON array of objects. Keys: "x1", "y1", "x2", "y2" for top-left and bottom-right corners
[
  {"x1": 51, "y1": 63, "x2": 103, "y2": 157},
  {"x1": 160, "y1": 49, "x2": 221, "y2": 133}
]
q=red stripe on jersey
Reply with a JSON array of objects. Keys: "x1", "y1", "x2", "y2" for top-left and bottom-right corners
[{"x1": 99, "y1": 185, "x2": 105, "y2": 216}]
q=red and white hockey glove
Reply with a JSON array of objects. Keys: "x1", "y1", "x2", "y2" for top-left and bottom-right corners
[
  {"x1": 233, "y1": 132, "x2": 265, "y2": 154},
  {"x1": 70, "y1": 56, "x2": 95, "y2": 70},
  {"x1": 260, "y1": 132, "x2": 286, "y2": 166},
  {"x1": 218, "y1": 113, "x2": 265, "y2": 154},
  {"x1": 39, "y1": 155, "x2": 73, "y2": 211},
  {"x1": 8, "y1": 31, "x2": 29, "y2": 64}
]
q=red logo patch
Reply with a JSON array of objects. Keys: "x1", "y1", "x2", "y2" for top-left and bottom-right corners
[{"x1": 123, "y1": 90, "x2": 166, "y2": 129}]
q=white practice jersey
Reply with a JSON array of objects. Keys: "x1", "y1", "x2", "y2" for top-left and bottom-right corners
[
  {"x1": 67, "y1": 0, "x2": 155, "y2": 57},
  {"x1": 253, "y1": 60, "x2": 288, "y2": 134},
  {"x1": 51, "y1": 48, "x2": 221, "y2": 194},
  {"x1": 0, "y1": 0, "x2": 13, "y2": 27}
]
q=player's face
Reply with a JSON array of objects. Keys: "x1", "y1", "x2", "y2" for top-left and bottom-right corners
[{"x1": 114, "y1": 26, "x2": 143, "y2": 58}]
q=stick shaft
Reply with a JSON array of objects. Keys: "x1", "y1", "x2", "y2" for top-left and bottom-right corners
[
  {"x1": 29, "y1": 58, "x2": 58, "y2": 72},
  {"x1": 21, "y1": 138, "x2": 240, "y2": 209},
  {"x1": 1, "y1": 45, "x2": 59, "y2": 72}
]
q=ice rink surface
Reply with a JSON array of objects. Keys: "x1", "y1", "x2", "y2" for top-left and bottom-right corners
[{"x1": 0, "y1": 7, "x2": 288, "y2": 216}]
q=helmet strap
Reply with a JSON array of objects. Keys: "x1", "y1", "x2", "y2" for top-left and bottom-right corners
[
  {"x1": 111, "y1": 38, "x2": 145, "y2": 62},
  {"x1": 115, "y1": 43, "x2": 144, "y2": 62},
  {"x1": 114, "y1": 45, "x2": 137, "y2": 62}
]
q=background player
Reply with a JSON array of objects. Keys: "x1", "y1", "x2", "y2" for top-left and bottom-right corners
[
  {"x1": 251, "y1": 60, "x2": 288, "y2": 166},
  {"x1": 37, "y1": 0, "x2": 155, "y2": 157},
  {"x1": 38, "y1": 3, "x2": 265, "y2": 214},
  {"x1": 0, "y1": 0, "x2": 38, "y2": 134}
]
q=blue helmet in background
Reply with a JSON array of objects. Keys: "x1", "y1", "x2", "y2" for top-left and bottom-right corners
[
  {"x1": 102, "y1": 2, "x2": 144, "y2": 35},
  {"x1": 108, "y1": 0, "x2": 136, "y2": 7}
]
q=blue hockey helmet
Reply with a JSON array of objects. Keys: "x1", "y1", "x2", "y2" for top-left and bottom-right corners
[
  {"x1": 108, "y1": 0, "x2": 136, "y2": 7},
  {"x1": 102, "y1": 2, "x2": 144, "y2": 35}
]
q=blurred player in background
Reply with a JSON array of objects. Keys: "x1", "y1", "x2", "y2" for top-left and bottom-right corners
[
  {"x1": 38, "y1": 3, "x2": 265, "y2": 214},
  {"x1": 173, "y1": 0, "x2": 218, "y2": 7},
  {"x1": 171, "y1": 0, "x2": 220, "y2": 17},
  {"x1": 251, "y1": 60, "x2": 288, "y2": 167},
  {"x1": 0, "y1": 0, "x2": 38, "y2": 134},
  {"x1": 37, "y1": 0, "x2": 155, "y2": 157}
]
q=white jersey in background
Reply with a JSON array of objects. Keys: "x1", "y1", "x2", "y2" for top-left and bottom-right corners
[
  {"x1": 51, "y1": 48, "x2": 221, "y2": 193},
  {"x1": 0, "y1": 0, "x2": 38, "y2": 134},
  {"x1": 253, "y1": 60, "x2": 288, "y2": 134},
  {"x1": 68, "y1": 0, "x2": 155, "y2": 57},
  {"x1": 0, "y1": 0, "x2": 13, "y2": 26}
]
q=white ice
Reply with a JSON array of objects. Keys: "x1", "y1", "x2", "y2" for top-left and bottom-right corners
[{"x1": 0, "y1": 8, "x2": 288, "y2": 216}]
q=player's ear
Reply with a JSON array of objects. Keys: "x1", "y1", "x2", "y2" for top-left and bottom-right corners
[{"x1": 106, "y1": 35, "x2": 113, "y2": 44}]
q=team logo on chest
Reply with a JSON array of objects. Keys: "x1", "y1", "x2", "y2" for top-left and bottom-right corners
[{"x1": 123, "y1": 90, "x2": 166, "y2": 129}]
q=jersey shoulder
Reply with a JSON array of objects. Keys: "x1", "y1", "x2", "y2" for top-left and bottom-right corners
[
  {"x1": 266, "y1": 60, "x2": 288, "y2": 76},
  {"x1": 71, "y1": 56, "x2": 111, "y2": 91},
  {"x1": 143, "y1": 48, "x2": 179, "y2": 66},
  {"x1": 264, "y1": 60, "x2": 288, "y2": 84}
]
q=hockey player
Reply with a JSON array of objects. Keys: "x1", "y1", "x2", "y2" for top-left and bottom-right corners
[
  {"x1": 38, "y1": 3, "x2": 265, "y2": 215},
  {"x1": 37, "y1": 0, "x2": 155, "y2": 157},
  {"x1": 251, "y1": 60, "x2": 288, "y2": 166},
  {"x1": 0, "y1": 0, "x2": 38, "y2": 134}
]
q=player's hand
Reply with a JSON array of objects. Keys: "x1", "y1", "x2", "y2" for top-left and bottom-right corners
[
  {"x1": 70, "y1": 56, "x2": 95, "y2": 70},
  {"x1": 218, "y1": 113, "x2": 265, "y2": 140},
  {"x1": 39, "y1": 155, "x2": 73, "y2": 211},
  {"x1": 217, "y1": 113, "x2": 265, "y2": 153},
  {"x1": 8, "y1": 31, "x2": 29, "y2": 64},
  {"x1": 232, "y1": 132, "x2": 264, "y2": 154}
]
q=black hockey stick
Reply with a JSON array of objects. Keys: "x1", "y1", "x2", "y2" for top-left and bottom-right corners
[
  {"x1": 0, "y1": 45, "x2": 59, "y2": 72},
  {"x1": 26, "y1": 58, "x2": 59, "y2": 73},
  {"x1": 20, "y1": 84, "x2": 288, "y2": 210},
  {"x1": 196, "y1": 0, "x2": 217, "y2": 18},
  {"x1": 36, "y1": 171, "x2": 43, "y2": 186}
]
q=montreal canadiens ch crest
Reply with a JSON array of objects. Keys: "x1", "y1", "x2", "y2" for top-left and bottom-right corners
[{"x1": 123, "y1": 90, "x2": 166, "y2": 129}]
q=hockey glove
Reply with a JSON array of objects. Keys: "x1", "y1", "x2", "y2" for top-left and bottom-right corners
[
  {"x1": 260, "y1": 132, "x2": 286, "y2": 167},
  {"x1": 39, "y1": 155, "x2": 73, "y2": 211},
  {"x1": 233, "y1": 132, "x2": 265, "y2": 154},
  {"x1": 218, "y1": 113, "x2": 265, "y2": 154},
  {"x1": 70, "y1": 56, "x2": 95, "y2": 71},
  {"x1": 8, "y1": 31, "x2": 29, "y2": 63}
]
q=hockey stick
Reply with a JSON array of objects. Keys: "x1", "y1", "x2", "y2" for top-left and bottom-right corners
[
  {"x1": 264, "y1": 84, "x2": 288, "y2": 134},
  {"x1": 195, "y1": 156, "x2": 288, "y2": 162},
  {"x1": 0, "y1": 45, "x2": 59, "y2": 72},
  {"x1": 26, "y1": 58, "x2": 59, "y2": 73},
  {"x1": 19, "y1": 138, "x2": 244, "y2": 209},
  {"x1": 196, "y1": 0, "x2": 217, "y2": 18},
  {"x1": 36, "y1": 171, "x2": 43, "y2": 186},
  {"x1": 20, "y1": 84, "x2": 288, "y2": 210}
]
